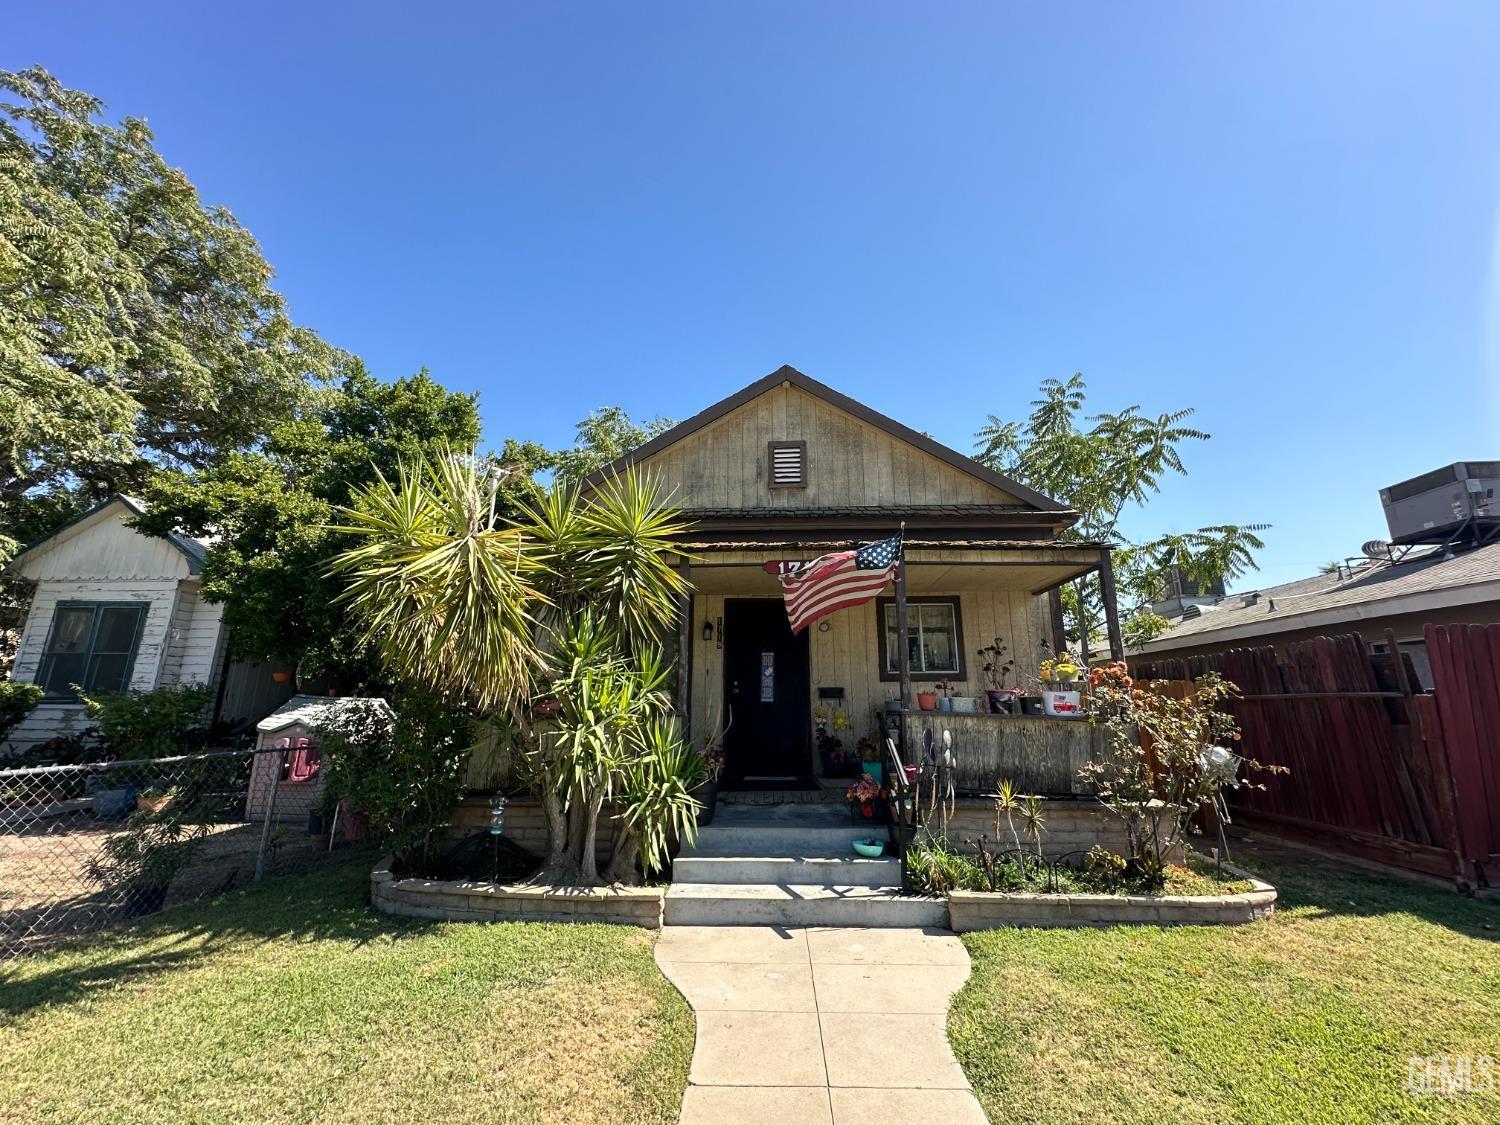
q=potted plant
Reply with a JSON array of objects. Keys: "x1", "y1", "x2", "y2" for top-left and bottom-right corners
[
  {"x1": 135, "y1": 784, "x2": 176, "y2": 816},
  {"x1": 845, "y1": 775, "x2": 890, "y2": 824},
  {"x1": 1040, "y1": 651, "x2": 1085, "y2": 718},
  {"x1": 916, "y1": 690, "x2": 939, "y2": 711},
  {"x1": 857, "y1": 735, "x2": 884, "y2": 785},
  {"x1": 87, "y1": 809, "x2": 208, "y2": 917},
  {"x1": 978, "y1": 636, "x2": 1019, "y2": 713},
  {"x1": 934, "y1": 679, "x2": 953, "y2": 711},
  {"x1": 950, "y1": 684, "x2": 978, "y2": 713},
  {"x1": 699, "y1": 740, "x2": 726, "y2": 825}
]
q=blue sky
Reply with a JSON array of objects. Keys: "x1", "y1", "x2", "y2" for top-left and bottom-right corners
[{"x1": 11, "y1": 2, "x2": 1500, "y2": 589}]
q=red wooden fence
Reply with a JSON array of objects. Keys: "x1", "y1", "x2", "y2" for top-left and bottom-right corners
[{"x1": 1133, "y1": 625, "x2": 1500, "y2": 889}]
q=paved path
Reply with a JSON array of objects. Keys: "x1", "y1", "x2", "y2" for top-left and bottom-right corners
[{"x1": 655, "y1": 925, "x2": 988, "y2": 1124}]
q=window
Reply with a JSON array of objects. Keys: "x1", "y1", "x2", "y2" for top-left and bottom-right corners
[
  {"x1": 768, "y1": 441, "x2": 806, "y2": 488},
  {"x1": 36, "y1": 602, "x2": 147, "y2": 699},
  {"x1": 876, "y1": 596, "x2": 964, "y2": 680}
]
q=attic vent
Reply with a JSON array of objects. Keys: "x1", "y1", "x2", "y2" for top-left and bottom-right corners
[{"x1": 768, "y1": 441, "x2": 807, "y2": 489}]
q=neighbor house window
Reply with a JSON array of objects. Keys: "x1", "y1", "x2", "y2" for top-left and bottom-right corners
[
  {"x1": 876, "y1": 596, "x2": 964, "y2": 680},
  {"x1": 768, "y1": 441, "x2": 807, "y2": 488},
  {"x1": 36, "y1": 602, "x2": 148, "y2": 699}
]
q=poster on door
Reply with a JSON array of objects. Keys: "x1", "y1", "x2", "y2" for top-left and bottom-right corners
[{"x1": 759, "y1": 652, "x2": 775, "y2": 701}]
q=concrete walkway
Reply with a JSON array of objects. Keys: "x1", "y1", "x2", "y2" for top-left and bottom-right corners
[{"x1": 655, "y1": 925, "x2": 988, "y2": 1124}]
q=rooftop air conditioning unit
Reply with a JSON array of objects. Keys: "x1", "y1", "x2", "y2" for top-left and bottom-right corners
[{"x1": 1380, "y1": 461, "x2": 1500, "y2": 545}]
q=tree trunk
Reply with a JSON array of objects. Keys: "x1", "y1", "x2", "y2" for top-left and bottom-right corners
[
  {"x1": 605, "y1": 830, "x2": 641, "y2": 885},
  {"x1": 578, "y1": 791, "x2": 605, "y2": 884}
]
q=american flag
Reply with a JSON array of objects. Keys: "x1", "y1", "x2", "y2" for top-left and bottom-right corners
[{"x1": 767, "y1": 534, "x2": 902, "y2": 635}]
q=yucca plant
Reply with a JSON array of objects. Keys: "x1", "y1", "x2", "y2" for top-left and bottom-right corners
[{"x1": 330, "y1": 454, "x2": 697, "y2": 885}]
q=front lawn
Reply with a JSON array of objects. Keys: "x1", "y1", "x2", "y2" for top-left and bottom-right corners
[
  {"x1": 0, "y1": 860, "x2": 693, "y2": 1125},
  {"x1": 950, "y1": 841, "x2": 1500, "y2": 1124}
]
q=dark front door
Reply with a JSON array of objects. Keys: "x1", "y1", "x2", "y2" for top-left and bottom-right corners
[{"x1": 723, "y1": 598, "x2": 810, "y2": 784}]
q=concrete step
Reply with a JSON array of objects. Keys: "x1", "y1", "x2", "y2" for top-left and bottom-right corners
[
  {"x1": 673, "y1": 854, "x2": 901, "y2": 888},
  {"x1": 663, "y1": 882, "x2": 948, "y2": 928},
  {"x1": 683, "y1": 823, "x2": 884, "y2": 858}
]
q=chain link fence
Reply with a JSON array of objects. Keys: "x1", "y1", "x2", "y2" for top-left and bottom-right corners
[{"x1": 1, "y1": 746, "x2": 367, "y2": 958}]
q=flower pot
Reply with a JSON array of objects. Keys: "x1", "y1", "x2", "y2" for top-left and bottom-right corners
[
  {"x1": 698, "y1": 779, "x2": 720, "y2": 826},
  {"x1": 1019, "y1": 695, "x2": 1045, "y2": 717},
  {"x1": 1042, "y1": 689, "x2": 1084, "y2": 718},
  {"x1": 850, "y1": 800, "x2": 891, "y2": 825},
  {"x1": 820, "y1": 749, "x2": 859, "y2": 778},
  {"x1": 916, "y1": 692, "x2": 938, "y2": 711},
  {"x1": 136, "y1": 794, "x2": 174, "y2": 816},
  {"x1": 851, "y1": 838, "x2": 886, "y2": 858},
  {"x1": 885, "y1": 698, "x2": 903, "y2": 714},
  {"x1": 951, "y1": 696, "x2": 978, "y2": 713},
  {"x1": 937, "y1": 697, "x2": 953, "y2": 711},
  {"x1": 271, "y1": 671, "x2": 292, "y2": 684},
  {"x1": 92, "y1": 787, "x2": 135, "y2": 820},
  {"x1": 986, "y1": 690, "x2": 1012, "y2": 714},
  {"x1": 861, "y1": 762, "x2": 884, "y2": 786}
]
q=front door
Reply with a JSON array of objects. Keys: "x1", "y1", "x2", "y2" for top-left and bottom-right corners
[{"x1": 722, "y1": 598, "x2": 810, "y2": 785}]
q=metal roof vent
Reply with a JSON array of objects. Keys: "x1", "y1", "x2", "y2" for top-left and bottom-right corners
[{"x1": 768, "y1": 441, "x2": 807, "y2": 489}]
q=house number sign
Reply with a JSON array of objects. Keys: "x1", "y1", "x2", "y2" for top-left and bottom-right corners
[{"x1": 759, "y1": 652, "x2": 775, "y2": 701}]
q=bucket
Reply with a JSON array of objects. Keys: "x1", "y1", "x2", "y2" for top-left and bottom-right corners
[{"x1": 1041, "y1": 690, "x2": 1083, "y2": 719}]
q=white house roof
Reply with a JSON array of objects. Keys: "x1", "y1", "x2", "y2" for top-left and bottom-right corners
[
  {"x1": 1134, "y1": 542, "x2": 1500, "y2": 654},
  {"x1": 256, "y1": 694, "x2": 394, "y2": 734}
]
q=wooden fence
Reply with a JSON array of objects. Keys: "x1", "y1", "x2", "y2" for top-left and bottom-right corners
[{"x1": 1132, "y1": 625, "x2": 1500, "y2": 889}]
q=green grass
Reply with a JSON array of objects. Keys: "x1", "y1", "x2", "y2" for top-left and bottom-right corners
[
  {"x1": 0, "y1": 859, "x2": 693, "y2": 1125},
  {"x1": 949, "y1": 843, "x2": 1500, "y2": 1124}
]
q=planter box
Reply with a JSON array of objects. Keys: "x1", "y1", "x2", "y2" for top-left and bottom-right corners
[
  {"x1": 946, "y1": 866, "x2": 1276, "y2": 931},
  {"x1": 370, "y1": 856, "x2": 665, "y2": 928}
]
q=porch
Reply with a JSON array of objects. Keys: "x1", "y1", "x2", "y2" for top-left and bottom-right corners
[{"x1": 672, "y1": 539, "x2": 1119, "y2": 790}]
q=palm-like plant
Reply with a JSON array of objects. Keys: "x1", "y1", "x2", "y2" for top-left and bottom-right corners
[{"x1": 330, "y1": 454, "x2": 698, "y2": 886}]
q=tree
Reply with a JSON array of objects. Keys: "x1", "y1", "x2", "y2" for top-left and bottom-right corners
[
  {"x1": 331, "y1": 458, "x2": 703, "y2": 885},
  {"x1": 0, "y1": 66, "x2": 339, "y2": 561},
  {"x1": 975, "y1": 374, "x2": 1267, "y2": 649},
  {"x1": 132, "y1": 366, "x2": 497, "y2": 681},
  {"x1": 550, "y1": 406, "x2": 674, "y2": 483}
]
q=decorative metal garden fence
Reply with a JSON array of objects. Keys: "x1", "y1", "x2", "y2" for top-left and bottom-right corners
[{"x1": 0, "y1": 746, "x2": 364, "y2": 959}]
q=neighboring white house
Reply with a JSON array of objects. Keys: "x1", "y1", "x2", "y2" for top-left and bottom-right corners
[{"x1": 2, "y1": 496, "x2": 291, "y2": 755}]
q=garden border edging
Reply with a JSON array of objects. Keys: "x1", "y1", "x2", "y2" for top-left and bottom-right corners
[
  {"x1": 371, "y1": 855, "x2": 664, "y2": 928},
  {"x1": 947, "y1": 865, "x2": 1276, "y2": 930}
]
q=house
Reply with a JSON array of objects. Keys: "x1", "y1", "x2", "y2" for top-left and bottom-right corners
[
  {"x1": 1132, "y1": 464, "x2": 1500, "y2": 686},
  {"x1": 1130, "y1": 541, "x2": 1500, "y2": 688},
  {"x1": 583, "y1": 365, "x2": 1124, "y2": 793},
  {"x1": 1, "y1": 496, "x2": 292, "y2": 755}
]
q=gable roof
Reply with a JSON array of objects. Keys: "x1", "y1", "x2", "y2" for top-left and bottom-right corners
[
  {"x1": 583, "y1": 365, "x2": 1067, "y2": 513},
  {"x1": 1134, "y1": 542, "x2": 1500, "y2": 654},
  {"x1": 5, "y1": 495, "x2": 207, "y2": 576}
]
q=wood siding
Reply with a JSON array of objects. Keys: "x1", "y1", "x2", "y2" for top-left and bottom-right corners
[
  {"x1": 688, "y1": 587, "x2": 1050, "y2": 757},
  {"x1": 642, "y1": 383, "x2": 1022, "y2": 509},
  {"x1": 4, "y1": 579, "x2": 230, "y2": 754},
  {"x1": 11, "y1": 506, "x2": 194, "y2": 583}
]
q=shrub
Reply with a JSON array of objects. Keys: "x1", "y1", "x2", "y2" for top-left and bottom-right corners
[
  {"x1": 316, "y1": 693, "x2": 474, "y2": 870},
  {"x1": 0, "y1": 680, "x2": 43, "y2": 742},
  {"x1": 79, "y1": 684, "x2": 213, "y2": 759},
  {"x1": 1080, "y1": 671, "x2": 1283, "y2": 887}
]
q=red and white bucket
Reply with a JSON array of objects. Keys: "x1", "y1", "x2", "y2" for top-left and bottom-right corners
[{"x1": 1041, "y1": 690, "x2": 1083, "y2": 719}]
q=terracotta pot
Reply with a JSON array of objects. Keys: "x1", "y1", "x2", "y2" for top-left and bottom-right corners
[
  {"x1": 136, "y1": 795, "x2": 174, "y2": 815},
  {"x1": 916, "y1": 691, "x2": 939, "y2": 711},
  {"x1": 271, "y1": 671, "x2": 292, "y2": 684}
]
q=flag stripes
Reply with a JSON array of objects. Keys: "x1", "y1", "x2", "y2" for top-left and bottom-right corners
[{"x1": 775, "y1": 534, "x2": 901, "y2": 634}]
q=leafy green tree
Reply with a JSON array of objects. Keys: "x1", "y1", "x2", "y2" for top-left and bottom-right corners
[
  {"x1": 550, "y1": 406, "x2": 674, "y2": 483},
  {"x1": 0, "y1": 66, "x2": 339, "y2": 560},
  {"x1": 975, "y1": 374, "x2": 1267, "y2": 649},
  {"x1": 332, "y1": 459, "x2": 701, "y2": 884},
  {"x1": 133, "y1": 366, "x2": 500, "y2": 682}
]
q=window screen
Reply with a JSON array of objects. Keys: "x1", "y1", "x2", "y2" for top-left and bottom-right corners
[{"x1": 37, "y1": 603, "x2": 147, "y2": 698}]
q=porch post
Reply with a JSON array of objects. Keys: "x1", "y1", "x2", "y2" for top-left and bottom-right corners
[
  {"x1": 1076, "y1": 579, "x2": 1092, "y2": 663},
  {"x1": 1047, "y1": 585, "x2": 1067, "y2": 655},
  {"x1": 894, "y1": 524, "x2": 912, "y2": 749},
  {"x1": 1098, "y1": 549, "x2": 1125, "y2": 661}
]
